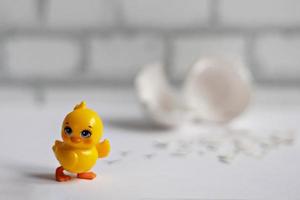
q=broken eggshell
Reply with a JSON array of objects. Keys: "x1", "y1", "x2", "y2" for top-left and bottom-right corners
[
  {"x1": 135, "y1": 63, "x2": 182, "y2": 128},
  {"x1": 183, "y1": 57, "x2": 252, "y2": 123}
]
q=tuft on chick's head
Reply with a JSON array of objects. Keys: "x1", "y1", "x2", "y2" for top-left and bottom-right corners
[{"x1": 61, "y1": 101, "x2": 103, "y2": 148}]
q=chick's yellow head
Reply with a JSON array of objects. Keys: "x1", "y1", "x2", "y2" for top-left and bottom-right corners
[{"x1": 61, "y1": 101, "x2": 103, "y2": 148}]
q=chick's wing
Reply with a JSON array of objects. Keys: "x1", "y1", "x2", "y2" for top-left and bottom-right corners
[{"x1": 96, "y1": 139, "x2": 110, "y2": 158}]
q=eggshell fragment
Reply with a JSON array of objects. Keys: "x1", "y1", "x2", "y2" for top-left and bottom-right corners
[
  {"x1": 183, "y1": 58, "x2": 252, "y2": 123},
  {"x1": 135, "y1": 63, "x2": 182, "y2": 127}
]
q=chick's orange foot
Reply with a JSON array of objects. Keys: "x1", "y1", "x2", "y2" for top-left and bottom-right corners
[
  {"x1": 77, "y1": 172, "x2": 96, "y2": 180},
  {"x1": 55, "y1": 166, "x2": 71, "y2": 182}
]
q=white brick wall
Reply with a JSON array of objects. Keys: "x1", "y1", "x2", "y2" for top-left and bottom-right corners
[
  {"x1": 0, "y1": 0, "x2": 300, "y2": 92},
  {"x1": 89, "y1": 36, "x2": 164, "y2": 80},
  {"x1": 121, "y1": 0, "x2": 209, "y2": 28},
  {"x1": 47, "y1": 0, "x2": 116, "y2": 27},
  {"x1": 5, "y1": 38, "x2": 80, "y2": 78},
  {"x1": 172, "y1": 37, "x2": 246, "y2": 79},
  {"x1": 0, "y1": 0, "x2": 37, "y2": 27},
  {"x1": 220, "y1": 0, "x2": 300, "y2": 26},
  {"x1": 255, "y1": 34, "x2": 300, "y2": 80}
]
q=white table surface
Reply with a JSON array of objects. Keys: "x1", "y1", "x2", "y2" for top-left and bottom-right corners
[{"x1": 0, "y1": 86, "x2": 299, "y2": 200}]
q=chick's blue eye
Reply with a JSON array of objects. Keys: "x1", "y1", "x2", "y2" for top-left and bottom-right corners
[
  {"x1": 81, "y1": 130, "x2": 91, "y2": 138},
  {"x1": 64, "y1": 126, "x2": 72, "y2": 135}
]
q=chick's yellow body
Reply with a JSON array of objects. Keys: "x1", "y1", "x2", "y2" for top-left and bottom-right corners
[{"x1": 53, "y1": 141, "x2": 98, "y2": 173}]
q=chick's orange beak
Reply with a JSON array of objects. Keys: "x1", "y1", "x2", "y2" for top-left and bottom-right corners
[{"x1": 71, "y1": 137, "x2": 82, "y2": 143}]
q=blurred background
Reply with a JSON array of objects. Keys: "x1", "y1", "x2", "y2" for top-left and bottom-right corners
[
  {"x1": 0, "y1": 0, "x2": 299, "y2": 103},
  {"x1": 1, "y1": 1, "x2": 300, "y2": 199}
]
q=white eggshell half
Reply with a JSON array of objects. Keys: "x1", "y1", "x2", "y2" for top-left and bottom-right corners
[
  {"x1": 135, "y1": 63, "x2": 182, "y2": 127},
  {"x1": 183, "y1": 58, "x2": 252, "y2": 123}
]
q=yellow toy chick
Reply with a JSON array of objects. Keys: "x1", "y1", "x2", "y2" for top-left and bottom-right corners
[{"x1": 52, "y1": 101, "x2": 110, "y2": 182}]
